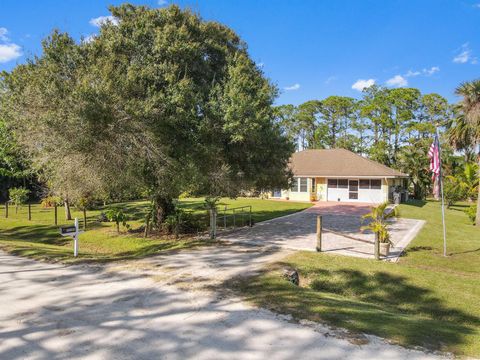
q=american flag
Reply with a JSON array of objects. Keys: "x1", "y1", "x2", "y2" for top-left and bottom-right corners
[{"x1": 428, "y1": 133, "x2": 441, "y2": 198}]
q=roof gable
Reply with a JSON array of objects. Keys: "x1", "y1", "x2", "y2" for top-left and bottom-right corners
[{"x1": 290, "y1": 149, "x2": 408, "y2": 177}]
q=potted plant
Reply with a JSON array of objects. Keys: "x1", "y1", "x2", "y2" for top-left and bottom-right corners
[
  {"x1": 378, "y1": 227, "x2": 391, "y2": 257},
  {"x1": 361, "y1": 202, "x2": 398, "y2": 260}
]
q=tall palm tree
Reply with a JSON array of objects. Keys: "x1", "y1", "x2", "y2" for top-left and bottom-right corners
[{"x1": 448, "y1": 80, "x2": 480, "y2": 226}]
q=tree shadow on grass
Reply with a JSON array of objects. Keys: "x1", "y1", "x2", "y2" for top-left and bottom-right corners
[
  {"x1": 448, "y1": 204, "x2": 471, "y2": 212},
  {"x1": 235, "y1": 265, "x2": 480, "y2": 353},
  {"x1": 0, "y1": 224, "x2": 71, "y2": 246},
  {"x1": 404, "y1": 199, "x2": 427, "y2": 208}
]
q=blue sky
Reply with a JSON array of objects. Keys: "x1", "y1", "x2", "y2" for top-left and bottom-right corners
[{"x1": 1, "y1": 0, "x2": 479, "y2": 105}]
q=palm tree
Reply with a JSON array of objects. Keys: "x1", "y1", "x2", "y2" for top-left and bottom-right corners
[
  {"x1": 361, "y1": 202, "x2": 398, "y2": 260},
  {"x1": 397, "y1": 140, "x2": 431, "y2": 199},
  {"x1": 448, "y1": 80, "x2": 480, "y2": 226}
]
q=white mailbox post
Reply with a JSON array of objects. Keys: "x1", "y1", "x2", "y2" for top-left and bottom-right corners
[{"x1": 60, "y1": 218, "x2": 84, "y2": 257}]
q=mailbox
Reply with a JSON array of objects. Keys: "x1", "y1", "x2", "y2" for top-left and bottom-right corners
[{"x1": 60, "y1": 226, "x2": 77, "y2": 235}]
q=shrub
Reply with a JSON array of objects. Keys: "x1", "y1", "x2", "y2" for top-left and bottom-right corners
[
  {"x1": 76, "y1": 197, "x2": 95, "y2": 211},
  {"x1": 162, "y1": 208, "x2": 204, "y2": 238},
  {"x1": 105, "y1": 207, "x2": 130, "y2": 233},
  {"x1": 465, "y1": 205, "x2": 477, "y2": 225},
  {"x1": 40, "y1": 195, "x2": 62, "y2": 208},
  {"x1": 8, "y1": 187, "x2": 30, "y2": 213},
  {"x1": 443, "y1": 178, "x2": 465, "y2": 208}
]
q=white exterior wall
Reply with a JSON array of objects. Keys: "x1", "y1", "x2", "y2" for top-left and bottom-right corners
[
  {"x1": 326, "y1": 178, "x2": 388, "y2": 204},
  {"x1": 270, "y1": 176, "x2": 399, "y2": 204}
]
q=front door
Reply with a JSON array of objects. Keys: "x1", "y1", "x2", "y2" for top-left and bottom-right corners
[{"x1": 349, "y1": 180, "x2": 359, "y2": 200}]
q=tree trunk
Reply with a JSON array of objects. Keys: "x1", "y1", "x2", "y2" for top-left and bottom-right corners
[
  {"x1": 154, "y1": 195, "x2": 175, "y2": 226},
  {"x1": 374, "y1": 232, "x2": 380, "y2": 260},
  {"x1": 64, "y1": 200, "x2": 72, "y2": 220},
  {"x1": 476, "y1": 155, "x2": 480, "y2": 227}
]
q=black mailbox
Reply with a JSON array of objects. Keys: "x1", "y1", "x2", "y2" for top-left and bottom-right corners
[{"x1": 60, "y1": 226, "x2": 77, "y2": 235}]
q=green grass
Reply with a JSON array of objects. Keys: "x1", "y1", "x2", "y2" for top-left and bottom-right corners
[
  {"x1": 0, "y1": 197, "x2": 311, "y2": 264},
  {"x1": 233, "y1": 200, "x2": 480, "y2": 357}
]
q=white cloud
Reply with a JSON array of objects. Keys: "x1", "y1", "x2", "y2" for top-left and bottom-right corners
[
  {"x1": 423, "y1": 66, "x2": 440, "y2": 75},
  {"x1": 82, "y1": 35, "x2": 96, "y2": 43},
  {"x1": 325, "y1": 76, "x2": 337, "y2": 85},
  {"x1": 404, "y1": 66, "x2": 440, "y2": 79},
  {"x1": 405, "y1": 70, "x2": 421, "y2": 77},
  {"x1": 473, "y1": 3, "x2": 480, "y2": 8},
  {"x1": 453, "y1": 50, "x2": 470, "y2": 63},
  {"x1": 0, "y1": 27, "x2": 9, "y2": 42},
  {"x1": 351, "y1": 79, "x2": 375, "y2": 91},
  {"x1": 386, "y1": 75, "x2": 408, "y2": 87},
  {"x1": 0, "y1": 43, "x2": 22, "y2": 63},
  {"x1": 453, "y1": 43, "x2": 477, "y2": 64},
  {"x1": 284, "y1": 83, "x2": 300, "y2": 91},
  {"x1": 0, "y1": 27, "x2": 22, "y2": 63},
  {"x1": 158, "y1": 0, "x2": 168, "y2": 5},
  {"x1": 257, "y1": 62, "x2": 264, "y2": 68},
  {"x1": 89, "y1": 15, "x2": 119, "y2": 27}
]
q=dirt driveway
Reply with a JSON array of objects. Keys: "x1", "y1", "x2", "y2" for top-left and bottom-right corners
[
  {"x1": 0, "y1": 203, "x2": 432, "y2": 359},
  {"x1": 0, "y1": 250, "x2": 443, "y2": 360}
]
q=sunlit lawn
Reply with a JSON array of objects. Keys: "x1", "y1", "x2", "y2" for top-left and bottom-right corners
[
  {"x1": 0, "y1": 197, "x2": 311, "y2": 263},
  {"x1": 233, "y1": 200, "x2": 480, "y2": 356}
]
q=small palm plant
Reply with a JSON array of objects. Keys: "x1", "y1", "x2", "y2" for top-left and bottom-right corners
[{"x1": 361, "y1": 202, "x2": 398, "y2": 260}]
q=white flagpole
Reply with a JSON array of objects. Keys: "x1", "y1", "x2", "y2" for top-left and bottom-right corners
[{"x1": 436, "y1": 126, "x2": 447, "y2": 257}]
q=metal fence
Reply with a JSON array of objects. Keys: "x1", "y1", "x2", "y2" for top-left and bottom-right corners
[{"x1": 216, "y1": 205, "x2": 252, "y2": 230}]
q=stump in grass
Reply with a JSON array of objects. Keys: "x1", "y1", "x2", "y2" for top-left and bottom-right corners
[{"x1": 282, "y1": 268, "x2": 299, "y2": 286}]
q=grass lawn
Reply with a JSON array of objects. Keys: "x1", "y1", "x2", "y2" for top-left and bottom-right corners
[
  {"x1": 233, "y1": 200, "x2": 480, "y2": 357},
  {"x1": 0, "y1": 197, "x2": 311, "y2": 264}
]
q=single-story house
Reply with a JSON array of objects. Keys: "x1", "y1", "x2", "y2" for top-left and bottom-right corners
[{"x1": 269, "y1": 149, "x2": 409, "y2": 204}]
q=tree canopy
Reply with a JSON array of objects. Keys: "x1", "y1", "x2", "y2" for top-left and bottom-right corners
[{"x1": 1, "y1": 4, "x2": 293, "y2": 222}]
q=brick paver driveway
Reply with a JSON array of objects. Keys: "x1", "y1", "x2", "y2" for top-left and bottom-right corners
[{"x1": 222, "y1": 201, "x2": 424, "y2": 260}]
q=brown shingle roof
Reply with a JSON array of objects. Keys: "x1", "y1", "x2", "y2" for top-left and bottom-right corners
[{"x1": 290, "y1": 149, "x2": 408, "y2": 177}]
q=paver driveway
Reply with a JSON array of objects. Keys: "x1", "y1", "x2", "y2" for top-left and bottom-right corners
[{"x1": 222, "y1": 201, "x2": 424, "y2": 260}]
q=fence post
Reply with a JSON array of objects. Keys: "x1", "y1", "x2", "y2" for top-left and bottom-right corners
[
  {"x1": 233, "y1": 208, "x2": 236, "y2": 228},
  {"x1": 54, "y1": 204, "x2": 58, "y2": 226},
  {"x1": 374, "y1": 232, "x2": 380, "y2": 260},
  {"x1": 5, "y1": 202, "x2": 8, "y2": 218},
  {"x1": 249, "y1": 206, "x2": 252, "y2": 227},
  {"x1": 316, "y1": 215, "x2": 322, "y2": 252},
  {"x1": 28, "y1": 203, "x2": 31, "y2": 221},
  {"x1": 209, "y1": 208, "x2": 217, "y2": 239},
  {"x1": 83, "y1": 208, "x2": 87, "y2": 230},
  {"x1": 224, "y1": 205, "x2": 227, "y2": 229}
]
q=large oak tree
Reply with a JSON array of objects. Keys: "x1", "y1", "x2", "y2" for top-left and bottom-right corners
[{"x1": 2, "y1": 4, "x2": 293, "y2": 224}]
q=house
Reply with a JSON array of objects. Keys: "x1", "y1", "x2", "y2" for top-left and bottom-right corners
[{"x1": 270, "y1": 149, "x2": 409, "y2": 204}]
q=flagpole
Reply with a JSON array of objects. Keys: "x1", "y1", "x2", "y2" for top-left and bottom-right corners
[{"x1": 436, "y1": 125, "x2": 447, "y2": 257}]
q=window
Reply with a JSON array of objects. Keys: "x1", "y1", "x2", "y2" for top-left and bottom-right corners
[
  {"x1": 359, "y1": 179, "x2": 370, "y2": 189},
  {"x1": 291, "y1": 177, "x2": 299, "y2": 192},
  {"x1": 327, "y1": 179, "x2": 337, "y2": 188},
  {"x1": 371, "y1": 179, "x2": 381, "y2": 189},
  {"x1": 299, "y1": 178, "x2": 308, "y2": 192},
  {"x1": 338, "y1": 179, "x2": 348, "y2": 189},
  {"x1": 349, "y1": 192, "x2": 358, "y2": 200}
]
